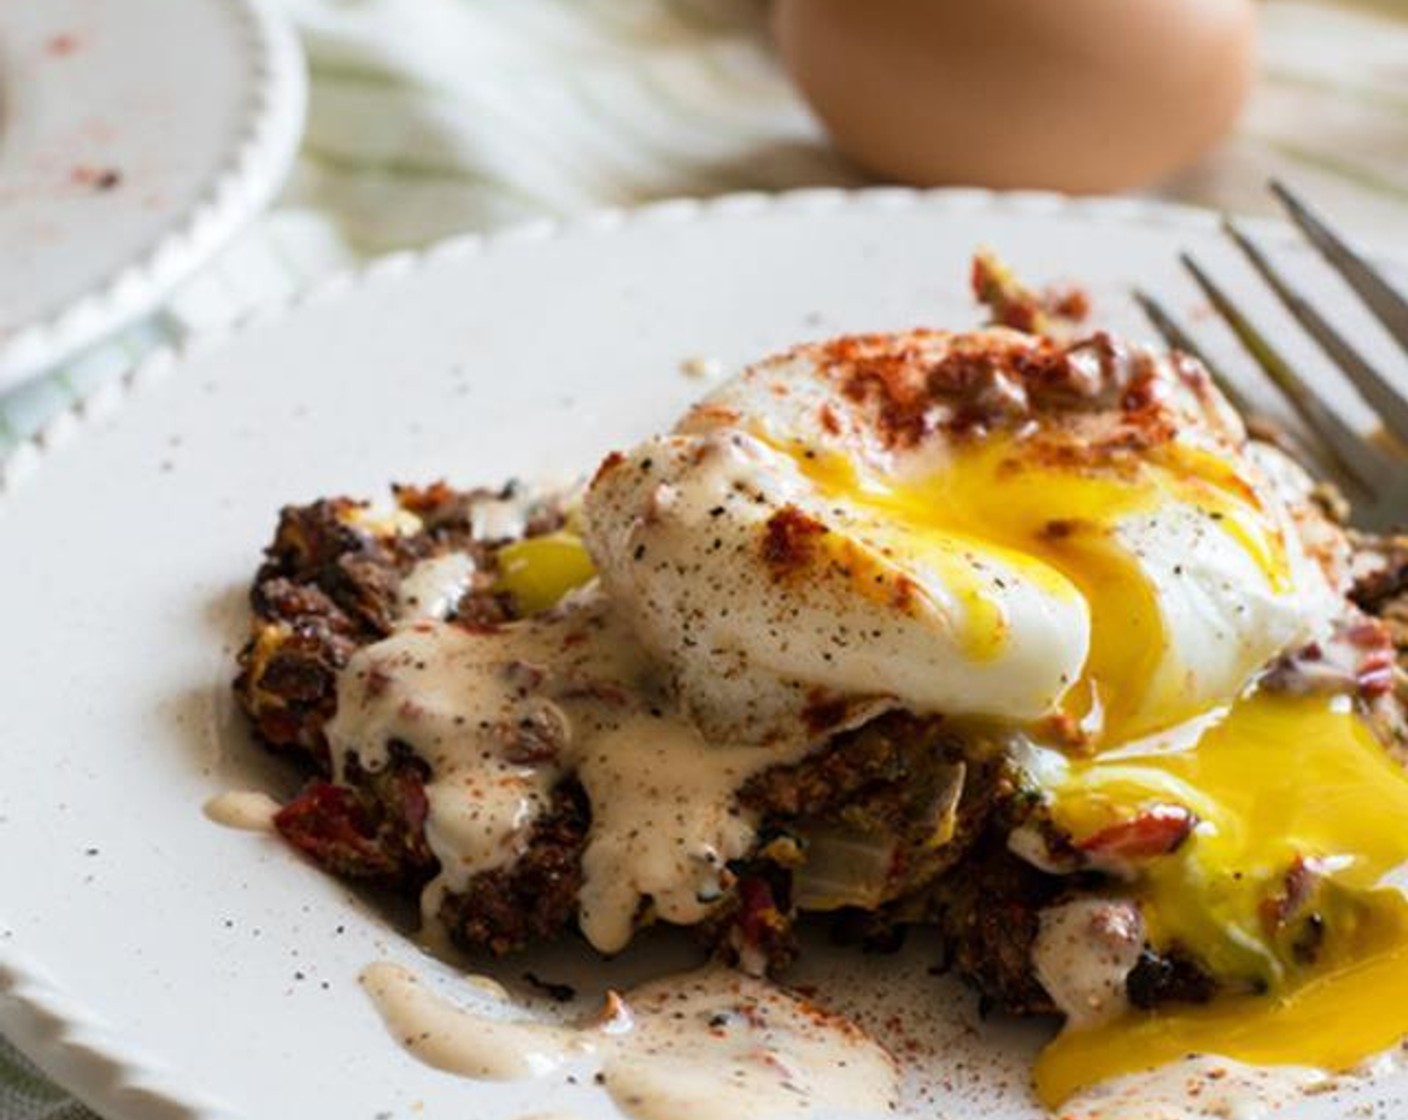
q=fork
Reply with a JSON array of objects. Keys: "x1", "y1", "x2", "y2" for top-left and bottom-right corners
[{"x1": 1134, "y1": 182, "x2": 1408, "y2": 531}]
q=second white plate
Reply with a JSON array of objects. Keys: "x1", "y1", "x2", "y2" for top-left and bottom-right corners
[{"x1": 0, "y1": 0, "x2": 306, "y2": 388}]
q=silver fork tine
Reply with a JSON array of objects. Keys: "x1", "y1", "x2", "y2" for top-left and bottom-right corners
[
  {"x1": 1270, "y1": 179, "x2": 1408, "y2": 357},
  {"x1": 1131, "y1": 288, "x2": 1259, "y2": 418},
  {"x1": 1135, "y1": 287, "x2": 1342, "y2": 487},
  {"x1": 1181, "y1": 252, "x2": 1383, "y2": 493},
  {"x1": 1224, "y1": 217, "x2": 1408, "y2": 448}
]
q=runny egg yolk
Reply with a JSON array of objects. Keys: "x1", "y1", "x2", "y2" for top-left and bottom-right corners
[
  {"x1": 778, "y1": 432, "x2": 1292, "y2": 744},
  {"x1": 1035, "y1": 691, "x2": 1408, "y2": 1106},
  {"x1": 776, "y1": 430, "x2": 1408, "y2": 1102}
]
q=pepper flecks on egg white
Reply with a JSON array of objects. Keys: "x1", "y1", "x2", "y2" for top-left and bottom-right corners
[
  {"x1": 586, "y1": 327, "x2": 1335, "y2": 748},
  {"x1": 234, "y1": 305, "x2": 1408, "y2": 1119}
]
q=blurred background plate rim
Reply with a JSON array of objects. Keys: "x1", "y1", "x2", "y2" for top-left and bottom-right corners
[{"x1": 0, "y1": 0, "x2": 307, "y2": 391}]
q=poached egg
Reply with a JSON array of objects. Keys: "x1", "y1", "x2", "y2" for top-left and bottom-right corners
[
  {"x1": 585, "y1": 327, "x2": 1336, "y2": 748},
  {"x1": 580, "y1": 325, "x2": 1408, "y2": 1104}
]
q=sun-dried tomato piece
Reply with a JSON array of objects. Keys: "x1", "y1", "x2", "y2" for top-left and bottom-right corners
[
  {"x1": 275, "y1": 782, "x2": 396, "y2": 878},
  {"x1": 1079, "y1": 804, "x2": 1197, "y2": 870},
  {"x1": 275, "y1": 767, "x2": 435, "y2": 884}
]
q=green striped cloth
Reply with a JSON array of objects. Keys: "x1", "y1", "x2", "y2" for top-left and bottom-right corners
[{"x1": 2, "y1": 0, "x2": 1407, "y2": 1115}]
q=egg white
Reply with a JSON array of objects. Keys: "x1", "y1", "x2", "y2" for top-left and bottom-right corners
[{"x1": 584, "y1": 330, "x2": 1338, "y2": 747}]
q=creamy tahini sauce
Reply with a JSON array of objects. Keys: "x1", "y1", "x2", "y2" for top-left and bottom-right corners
[
  {"x1": 360, "y1": 963, "x2": 899, "y2": 1119},
  {"x1": 360, "y1": 962, "x2": 588, "y2": 1078},
  {"x1": 1032, "y1": 898, "x2": 1143, "y2": 1029},
  {"x1": 600, "y1": 969, "x2": 899, "y2": 1119},
  {"x1": 601, "y1": 969, "x2": 898, "y2": 1120},
  {"x1": 327, "y1": 592, "x2": 811, "y2": 953},
  {"x1": 326, "y1": 567, "x2": 1401, "y2": 1120},
  {"x1": 1056, "y1": 1055, "x2": 1329, "y2": 1120},
  {"x1": 202, "y1": 790, "x2": 281, "y2": 832},
  {"x1": 574, "y1": 712, "x2": 773, "y2": 952}
]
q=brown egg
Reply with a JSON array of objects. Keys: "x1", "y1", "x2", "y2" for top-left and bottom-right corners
[{"x1": 774, "y1": 0, "x2": 1258, "y2": 193}]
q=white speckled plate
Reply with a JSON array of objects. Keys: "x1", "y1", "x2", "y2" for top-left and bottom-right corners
[
  {"x1": 1, "y1": 190, "x2": 1406, "y2": 1120},
  {"x1": 0, "y1": 0, "x2": 305, "y2": 388}
]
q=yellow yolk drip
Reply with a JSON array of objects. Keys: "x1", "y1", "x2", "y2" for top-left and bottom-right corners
[
  {"x1": 809, "y1": 511, "x2": 1064, "y2": 664},
  {"x1": 1035, "y1": 691, "x2": 1408, "y2": 1106},
  {"x1": 769, "y1": 428, "x2": 1408, "y2": 1101},
  {"x1": 780, "y1": 434, "x2": 1292, "y2": 743}
]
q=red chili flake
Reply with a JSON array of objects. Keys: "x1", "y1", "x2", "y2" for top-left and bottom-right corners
[
  {"x1": 1050, "y1": 287, "x2": 1092, "y2": 323},
  {"x1": 971, "y1": 255, "x2": 1040, "y2": 334},
  {"x1": 46, "y1": 33, "x2": 80, "y2": 56},
  {"x1": 71, "y1": 165, "x2": 122, "y2": 191},
  {"x1": 890, "y1": 572, "x2": 920, "y2": 614},
  {"x1": 590, "y1": 450, "x2": 627, "y2": 486},
  {"x1": 760, "y1": 505, "x2": 828, "y2": 575},
  {"x1": 392, "y1": 479, "x2": 456, "y2": 515},
  {"x1": 1120, "y1": 370, "x2": 1169, "y2": 413},
  {"x1": 828, "y1": 334, "x2": 940, "y2": 449}
]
